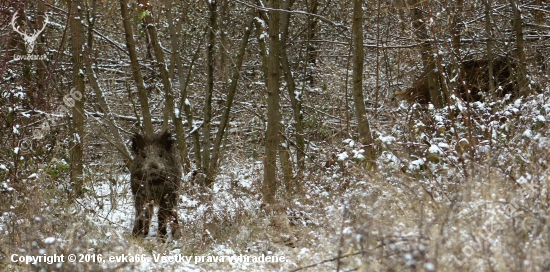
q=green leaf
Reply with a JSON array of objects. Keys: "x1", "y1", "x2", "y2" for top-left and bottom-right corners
[{"x1": 139, "y1": 10, "x2": 150, "y2": 20}]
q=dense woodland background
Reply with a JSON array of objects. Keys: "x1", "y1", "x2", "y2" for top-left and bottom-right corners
[{"x1": 1, "y1": 0, "x2": 550, "y2": 270}]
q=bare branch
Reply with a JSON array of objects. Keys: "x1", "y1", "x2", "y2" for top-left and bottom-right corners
[{"x1": 234, "y1": 0, "x2": 348, "y2": 30}]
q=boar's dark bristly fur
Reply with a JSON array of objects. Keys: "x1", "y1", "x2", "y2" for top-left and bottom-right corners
[
  {"x1": 130, "y1": 131, "x2": 181, "y2": 240},
  {"x1": 395, "y1": 57, "x2": 517, "y2": 104}
]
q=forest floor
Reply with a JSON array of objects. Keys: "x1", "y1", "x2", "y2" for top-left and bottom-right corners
[{"x1": 6, "y1": 90, "x2": 548, "y2": 271}]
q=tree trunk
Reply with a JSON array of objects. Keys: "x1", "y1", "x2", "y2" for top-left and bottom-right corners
[
  {"x1": 180, "y1": 42, "x2": 204, "y2": 169},
  {"x1": 19, "y1": 9, "x2": 32, "y2": 99},
  {"x1": 448, "y1": 0, "x2": 464, "y2": 97},
  {"x1": 208, "y1": 13, "x2": 254, "y2": 182},
  {"x1": 279, "y1": 132, "x2": 294, "y2": 193},
  {"x1": 450, "y1": 0, "x2": 463, "y2": 61},
  {"x1": 119, "y1": 0, "x2": 154, "y2": 135},
  {"x1": 280, "y1": 0, "x2": 306, "y2": 171},
  {"x1": 534, "y1": 0, "x2": 543, "y2": 25},
  {"x1": 351, "y1": 0, "x2": 375, "y2": 166},
  {"x1": 511, "y1": 0, "x2": 529, "y2": 94},
  {"x1": 409, "y1": 0, "x2": 444, "y2": 108},
  {"x1": 219, "y1": 0, "x2": 230, "y2": 83},
  {"x1": 142, "y1": 4, "x2": 191, "y2": 172},
  {"x1": 484, "y1": 0, "x2": 495, "y2": 92},
  {"x1": 36, "y1": 0, "x2": 47, "y2": 100},
  {"x1": 305, "y1": 0, "x2": 318, "y2": 85},
  {"x1": 202, "y1": 0, "x2": 218, "y2": 176},
  {"x1": 263, "y1": 0, "x2": 282, "y2": 204},
  {"x1": 164, "y1": 0, "x2": 201, "y2": 170},
  {"x1": 85, "y1": 0, "x2": 131, "y2": 168},
  {"x1": 253, "y1": 1, "x2": 269, "y2": 84},
  {"x1": 254, "y1": 3, "x2": 294, "y2": 192},
  {"x1": 68, "y1": 0, "x2": 87, "y2": 196}
]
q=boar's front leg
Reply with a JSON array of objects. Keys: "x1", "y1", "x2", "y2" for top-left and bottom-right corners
[
  {"x1": 158, "y1": 192, "x2": 180, "y2": 240},
  {"x1": 133, "y1": 193, "x2": 153, "y2": 237}
]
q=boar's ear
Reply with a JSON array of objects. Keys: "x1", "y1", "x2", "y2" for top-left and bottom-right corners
[
  {"x1": 160, "y1": 130, "x2": 174, "y2": 150},
  {"x1": 131, "y1": 133, "x2": 146, "y2": 152}
]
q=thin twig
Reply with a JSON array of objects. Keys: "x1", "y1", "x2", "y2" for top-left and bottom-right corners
[
  {"x1": 289, "y1": 251, "x2": 364, "y2": 272},
  {"x1": 234, "y1": 0, "x2": 348, "y2": 30}
]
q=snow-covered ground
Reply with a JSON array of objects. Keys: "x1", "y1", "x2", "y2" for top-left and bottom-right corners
[{"x1": 3, "y1": 90, "x2": 550, "y2": 271}]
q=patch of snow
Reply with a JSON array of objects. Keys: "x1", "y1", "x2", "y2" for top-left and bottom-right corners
[
  {"x1": 409, "y1": 158, "x2": 425, "y2": 170},
  {"x1": 337, "y1": 152, "x2": 349, "y2": 161},
  {"x1": 379, "y1": 135, "x2": 396, "y2": 144},
  {"x1": 352, "y1": 149, "x2": 365, "y2": 160},
  {"x1": 428, "y1": 145, "x2": 442, "y2": 154},
  {"x1": 437, "y1": 142, "x2": 450, "y2": 149}
]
